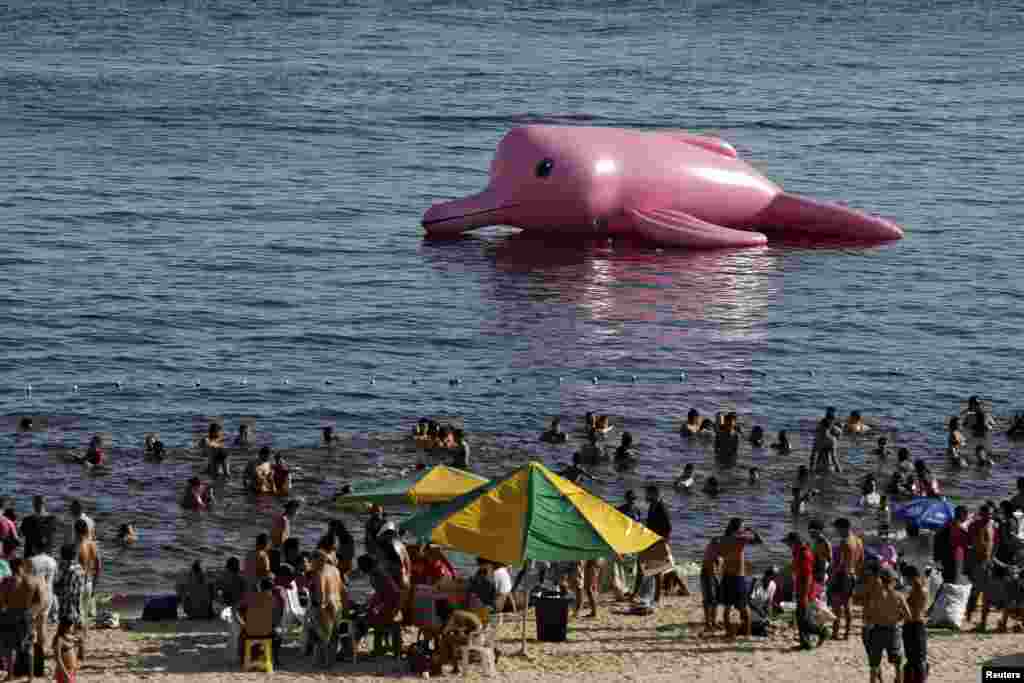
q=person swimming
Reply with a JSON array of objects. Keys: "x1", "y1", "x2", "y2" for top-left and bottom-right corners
[
  {"x1": 791, "y1": 486, "x2": 818, "y2": 516},
  {"x1": 614, "y1": 432, "x2": 637, "y2": 468},
  {"x1": 796, "y1": 465, "x2": 810, "y2": 487},
  {"x1": 703, "y1": 476, "x2": 721, "y2": 496},
  {"x1": 749, "y1": 426, "x2": 765, "y2": 448},
  {"x1": 770, "y1": 431, "x2": 792, "y2": 455},
  {"x1": 674, "y1": 464, "x2": 696, "y2": 491},
  {"x1": 183, "y1": 477, "x2": 214, "y2": 510},
  {"x1": 947, "y1": 418, "x2": 967, "y2": 468},
  {"x1": 205, "y1": 448, "x2": 230, "y2": 478},
  {"x1": 233, "y1": 423, "x2": 253, "y2": 448},
  {"x1": 145, "y1": 436, "x2": 166, "y2": 462},
  {"x1": 976, "y1": 444, "x2": 994, "y2": 467},
  {"x1": 559, "y1": 452, "x2": 596, "y2": 484},
  {"x1": 322, "y1": 425, "x2": 338, "y2": 446},
  {"x1": 594, "y1": 414, "x2": 613, "y2": 435},
  {"x1": 748, "y1": 467, "x2": 760, "y2": 485},
  {"x1": 681, "y1": 409, "x2": 701, "y2": 437},
  {"x1": 845, "y1": 410, "x2": 869, "y2": 434},
  {"x1": 1008, "y1": 413, "x2": 1024, "y2": 438},
  {"x1": 540, "y1": 417, "x2": 568, "y2": 444},
  {"x1": 872, "y1": 435, "x2": 890, "y2": 460},
  {"x1": 860, "y1": 476, "x2": 882, "y2": 508},
  {"x1": 714, "y1": 412, "x2": 740, "y2": 459},
  {"x1": 576, "y1": 430, "x2": 605, "y2": 464},
  {"x1": 70, "y1": 434, "x2": 106, "y2": 467},
  {"x1": 697, "y1": 418, "x2": 716, "y2": 439},
  {"x1": 117, "y1": 523, "x2": 138, "y2": 546}
]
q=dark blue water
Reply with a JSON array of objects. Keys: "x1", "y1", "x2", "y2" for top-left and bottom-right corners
[{"x1": 2, "y1": 0, "x2": 1023, "y2": 591}]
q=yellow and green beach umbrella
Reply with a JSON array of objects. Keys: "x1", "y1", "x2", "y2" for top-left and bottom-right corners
[
  {"x1": 399, "y1": 461, "x2": 661, "y2": 566},
  {"x1": 333, "y1": 464, "x2": 489, "y2": 507}
]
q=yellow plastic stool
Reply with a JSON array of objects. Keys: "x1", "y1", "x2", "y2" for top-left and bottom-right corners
[{"x1": 242, "y1": 637, "x2": 274, "y2": 672}]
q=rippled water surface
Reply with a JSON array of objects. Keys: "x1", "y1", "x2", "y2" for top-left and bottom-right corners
[{"x1": 2, "y1": 0, "x2": 1024, "y2": 591}]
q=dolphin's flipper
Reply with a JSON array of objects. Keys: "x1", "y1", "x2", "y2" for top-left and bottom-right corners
[
  {"x1": 626, "y1": 208, "x2": 767, "y2": 249},
  {"x1": 664, "y1": 132, "x2": 738, "y2": 159}
]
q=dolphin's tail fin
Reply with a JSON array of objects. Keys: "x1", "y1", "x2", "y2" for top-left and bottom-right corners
[{"x1": 750, "y1": 192, "x2": 903, "y2": 243}]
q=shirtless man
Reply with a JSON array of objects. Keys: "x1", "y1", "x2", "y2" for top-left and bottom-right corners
[
  {"x1": 829, "y1": 518, "x2": 864, "y2": 640},
  {"x1": 309, "y1": 536, "x2": 344, "y2": 649},
  {"x1": 1, "y1": 557, "x2": 49, "y2": 682},
  {"x1": 717, "y1": 518, "x2": 763, "y2": 638},
  {"x1": 75, "y1": 519, "x2": 102, "y2": 627},
  {"x1": 244, "y1": 534, "x2": 273, "y2": 589},
  {"x1": 700, "y1": 536, "x2": 724, "y2": 633},
  {"x1": 271, "y1": 500, "x2": 300, "y2": 550}
]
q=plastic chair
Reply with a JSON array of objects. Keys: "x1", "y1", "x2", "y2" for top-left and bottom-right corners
[
  {"x1": 459, "y1": 608, "x2": 497, "y2": 677},
  {"x1": 242, "y1": 637, "x2": 274, "y2": 672}
]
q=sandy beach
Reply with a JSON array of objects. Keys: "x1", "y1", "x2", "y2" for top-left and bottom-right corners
[{"x1": 55, "y1": 593, "x2": 1012, "y2": 683}]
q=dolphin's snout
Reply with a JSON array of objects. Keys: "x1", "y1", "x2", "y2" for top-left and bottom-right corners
[{"x1": 422, "y1": 188, "x2": 514, "y2": 235}]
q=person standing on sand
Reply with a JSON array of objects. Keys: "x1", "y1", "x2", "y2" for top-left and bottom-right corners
[
  {"x1": 451, "y1": 430, "x2": 470, "y2": 469},
  {"x1": 54, "y1": 545, "x2": 85, "y2": 662},
  {"x1": 634, "y1": 485, "x2": 671, "y2": 608},
  {"x1": 829, "y1": 518, "x2": 864, "y2": 640},
  {"x1": 62, "y1": 501, "x2": 94, "y2": 547},
  {"x1": 901, "y1": 565, "x2": 929, "y2": 683},
  {"x1": 784, "y1": 531, "x2": 821, "y2": 650},
  {"x1": 966, "y1": 504, "x2": 997, "y2": 627},
  {"x1": 271, "y1": 500, "x2": 300, "y2": 551},
  {"x1": 0, "y1": 557, "x2": 48, "y2": 682},
  {"x1": 0, "y1": 497, "x2": 16, "y2": 543},
  {"x1": 74, "y1": 520, "x2": 100, "y2": 625},
  {"x1": 244, "y1": 534, "x2": 273, "y2": 589},
  {"x1": 808, "y1": 520, "x2": 832, "y2": 593},
  {"x1": 863, "y1": 565, "x2": 910, "y2": 683},
  {"x1": 700, "y1": 535, "x2": 723, "y2": 633},
  {"x1": 21, "y1": 496, "x2": 58, "y2": 560},
  {"x1": 364, "y1": 506, "x2": 386, "y2": 559},
  {"x1": 718, "y1": 518, "x2": 763, "y2": 638},
  {"x1": 613, "y1": 491, "x2": 640, "y2": 600},
  {"x1": 28, "y1": 541, "x2": 59, "y2": 634}
]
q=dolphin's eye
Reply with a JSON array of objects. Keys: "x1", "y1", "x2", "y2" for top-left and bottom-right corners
[{"x1": 535, "y1": 158, "x2": 554, "y2": 178}]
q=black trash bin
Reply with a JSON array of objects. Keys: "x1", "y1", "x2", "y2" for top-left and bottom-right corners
[{"x1": 535, "y1": 592, "x2": 571, "y2": 642}]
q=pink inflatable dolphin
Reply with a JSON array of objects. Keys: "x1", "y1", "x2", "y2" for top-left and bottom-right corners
[{"x1": 422, "y1": 126, "x2": 903, "y2": 249}]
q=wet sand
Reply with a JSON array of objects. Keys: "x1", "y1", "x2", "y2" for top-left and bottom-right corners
[{"x1": 67, "y1": 594, "x2": 1010, "y2": 683}]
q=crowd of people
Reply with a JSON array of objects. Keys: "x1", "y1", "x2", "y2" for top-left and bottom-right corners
[{"x1": 2, "y1": 394, "x2": 1022, "y2": 680}]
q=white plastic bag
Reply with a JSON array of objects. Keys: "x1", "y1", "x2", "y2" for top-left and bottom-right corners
[
  {"x1": 927, "y1": 582, "x2": 971, "y2": 629},
  {"x1": 807, "y1": 598, "x2": 837, "y2": 627}
]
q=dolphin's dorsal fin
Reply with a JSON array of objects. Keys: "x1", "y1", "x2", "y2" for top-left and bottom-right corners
[{"x1": 665, "y1": 132, "x2": 738, "y2": 159}]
